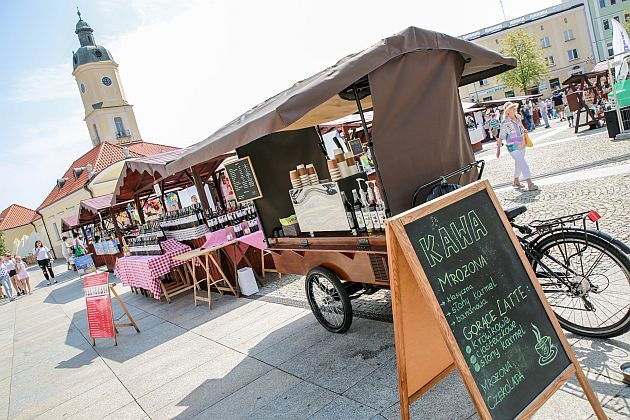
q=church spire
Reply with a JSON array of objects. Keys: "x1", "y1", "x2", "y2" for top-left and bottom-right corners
[{"x1": 75, "y1": 9, "x2": 95, "y2": 47}]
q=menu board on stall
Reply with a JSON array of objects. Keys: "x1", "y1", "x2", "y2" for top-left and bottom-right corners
[
  {"x1": 224, "y1": 156, "x2": 262, "y2": 203},
  {"x1": 348, "y1": 139, "x2": 364, "y2": 156},
  {"x1": 386, "y1": 180, "x2": 603, "y2": 420},
  {"x1": 83, "y1": 272, "x2": 115, "y2": 342}
]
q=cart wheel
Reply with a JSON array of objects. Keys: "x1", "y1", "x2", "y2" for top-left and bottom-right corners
[{"x1": 305, "y1": 267, "x2": 352, "y2": 333}]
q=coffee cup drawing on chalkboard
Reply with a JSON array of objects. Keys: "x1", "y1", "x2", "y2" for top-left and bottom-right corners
[{"x1": 532, "y1": 323, "x2": 558, "y2": 366}]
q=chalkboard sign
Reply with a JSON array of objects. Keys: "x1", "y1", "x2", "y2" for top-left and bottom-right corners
[
  {"x1": 348, "y1": 139, "x2": 364, "y2": 156},
  {"x1": 225, "y1": 156, "x2": 263, "y2": 203},
  {"x1": 386, "y1": 181, "x2": 603, "y2": 420}
]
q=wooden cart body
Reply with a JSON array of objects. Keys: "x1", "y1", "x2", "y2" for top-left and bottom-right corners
[{"x1": 268, "y1": 235, "x2": 389, "y2": 285}]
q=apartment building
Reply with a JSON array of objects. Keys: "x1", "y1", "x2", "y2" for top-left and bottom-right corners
[{"x1": 459, "y1": 0, "x2": 596, "y2": 102}]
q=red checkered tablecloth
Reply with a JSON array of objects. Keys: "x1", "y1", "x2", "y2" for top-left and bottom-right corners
[{"x1": 115, "y1": 240, "x2": 191, "y2": 300}]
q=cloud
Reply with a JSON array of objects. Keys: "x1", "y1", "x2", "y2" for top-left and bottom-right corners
[{"x1": 5, "y1": 63, "x2": 76, "y2": 103}]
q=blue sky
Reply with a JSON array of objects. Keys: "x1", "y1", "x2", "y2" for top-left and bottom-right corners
[{"x1": 0, "y1": 0, "x2": 560, "y2": 211}]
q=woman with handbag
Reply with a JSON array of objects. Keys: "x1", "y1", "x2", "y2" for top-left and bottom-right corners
[
  {"x1": 72, "y1": 232, "x2": 87, "y2": 257},
  {"x1": 496, "y1": 102, "x2": 538, "y2": 191}
]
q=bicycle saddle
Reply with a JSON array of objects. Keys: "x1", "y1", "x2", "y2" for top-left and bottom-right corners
[{"x1": 504, "y1": 206, "x2": 527, "y2": 221}]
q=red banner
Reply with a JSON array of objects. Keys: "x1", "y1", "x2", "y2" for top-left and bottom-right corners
[{"x1": 83, "y1": 272, "x2": 114, "y2": 339}]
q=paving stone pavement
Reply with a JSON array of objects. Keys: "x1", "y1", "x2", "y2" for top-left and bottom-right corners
[
  {"x1": 251, "y1": 120, "x2": 630, "y2": 322},
  {"x1": 0, "y1": 120, "x2": 628, "y2": 419}
]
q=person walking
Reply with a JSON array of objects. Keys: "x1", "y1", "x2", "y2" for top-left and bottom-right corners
[
  {"x1": 0, "y1": 260, "x2": 15, "y2": 301},
  {"x1": 552, "y1": 90, "x2": 566, "y2": 121},
  {"x1": 521, "y1": 103, "x2": 535, "y2": 131},
  {"x1": 71, "y1": 232, "x2": 87, "y2": 258},
  {"x1": 496, "y1": 102, "x2": 538, "y2": 191},
  {"x1": 538, "y1": 100, "x2": 551, "y2": 128},
  {"x1": 33, "y1": 240, "x2": 56, "y2": 285},
  {"x1": 15, "y1": 256, "x2": 32, "y2": 295},
  {"x1": 4, "y1": 254, "x2": 25, "y2": 296}
]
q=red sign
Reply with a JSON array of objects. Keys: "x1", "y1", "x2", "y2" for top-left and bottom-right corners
[{"x1": 83, "y1": 272, "x2": 114, "y2": 339}]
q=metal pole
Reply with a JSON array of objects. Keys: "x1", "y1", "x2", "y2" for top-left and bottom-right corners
[{"x1": 352, "y1": 83, "x2": 391, "y2": 217}]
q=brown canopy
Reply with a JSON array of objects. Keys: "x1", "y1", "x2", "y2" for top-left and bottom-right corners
[
  {"x1": 61, "y1": 214, "x2": 79, "y2": 232},
  {"x1": 79, "y1": 194, "x2": 132, "y2": 225},
  {"x1": 167, "y1": 26, "x2": 515, "y2": 175},
  {"x1": 113, "y1": 149, "x2": 235, "y2": 204}
]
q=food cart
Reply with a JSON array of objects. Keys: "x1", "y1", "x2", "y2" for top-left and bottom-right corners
[{"x1": 162, "y1": 26, "x2": 516, "y2": 332}]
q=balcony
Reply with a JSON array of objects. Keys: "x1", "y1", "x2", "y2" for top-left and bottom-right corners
[{"x1": 116, "y1": 130, "x2": 131, "y2": 138}]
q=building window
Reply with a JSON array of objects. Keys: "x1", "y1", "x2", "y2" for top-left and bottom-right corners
[
  {"x1": 482, "y1": 96, "x2": 493, "y2": 101},
  {"x1": 568, "y1": 49, "x2": 579, "y2": 60},
  {"x1": 541, "y1": 36, "x2": 551, "y2": 48},
  {"x1": 564, "y1": 30, "x2": 575, "y2": 41},
  {"x1": 545, "y1": 56, "x2": 556, "y2": 67},
  {"x1": 495, "y1": 39, "x2": 499, "y2": 44},
  {"x1": 102, "y1": 76, "x2": 112, "y2": 86},
  {"x1": 603, "y1": 19, "x2": 610, "y2": 30},
  {"x1": 611, "y1": 0, "x2": 616, "y2": 4},
  {"x1": 540, "y1": 25, "x2": 544, "y2": 31},
  {"x1": 479, "y1": 79, "x2": 489, "y2": 86},
  {"x1": 614, "y1": 15, "x2": 620, "y2": 22},
  {"x1": 625, "y1": 11, "x2": 630, "y2": 22},
  {"x1": 608, "y1": 42, "x2": 614, "y2": 57},
  {"x1": 564, "y1": 18, "x2": 568, "y2": 23},
  {"x1": 80, "y1": 83, "x2": 85, "y2": 94},
  {"x1": 505, "y1": 91, "x2": 515, "y2": 98},
  {"x1": 114, "y1": 117, "x2": 126, "y2": 137},
  {"x1": 92, "y1": 124, "x2": 100, "y2": 143},
  {"x1": 51, "y1": 222, "x2": 61, "y2": 241},
  {"x1": 549, "y1": 78, "x2": 561, "y2": 90},
  {"x1": 599, "y1": 0, "x2": 606, "y2": 7}
]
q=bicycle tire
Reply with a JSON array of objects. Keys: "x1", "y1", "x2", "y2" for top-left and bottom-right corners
[
  {"x1": 531, "y1": 231, "x2": 630, "y2": 338},
  {"x1": 305, "y1": 267, "x2": 353, "y2": 333}
]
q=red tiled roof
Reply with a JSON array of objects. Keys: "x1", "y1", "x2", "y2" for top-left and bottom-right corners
[
  {"x1": 127, "y1": 142, "x2": 179, "y2": 156},
  {"x1": 0, "y1": 204, "x2": 41, "y2": 231},
  {"x1": 37, "y1": 141, "x2": 179, "y2": 211}
]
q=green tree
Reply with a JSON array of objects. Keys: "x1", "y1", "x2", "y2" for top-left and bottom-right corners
[
  {"x1": 0, "y1": 231, "x2": 5, "y2": 255},
  {"x1": 498, "y1": 30, "x2": 548, "y2": 95}
]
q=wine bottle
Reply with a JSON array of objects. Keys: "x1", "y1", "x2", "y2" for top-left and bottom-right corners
[
  {"x1": 367, "y1": 186, "x2": 382, "y2": 232},
  {"x1": 351, "y1": 190, "x2": 367, "y2": 233},
  {"x1": 358, "y1": 186, "x2": 374, "y2": 234},
  {"x1": 341, "y1": 192, "x2": 358, "y2": 235}
]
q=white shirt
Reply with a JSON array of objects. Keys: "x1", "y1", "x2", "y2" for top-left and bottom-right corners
[
  {"x1": 33, "y1": 246, "x2": 51, "y2": 260},
  {"x1": 17, "y1": 262, "x2": 28, "y2": 279},
  {"x1": 4, "y1": 260, "x2": 15, "y2": 271}
]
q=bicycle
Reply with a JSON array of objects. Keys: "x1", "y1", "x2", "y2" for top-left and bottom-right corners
[
  {"x1": 508, "y1": 207, "x2": 630, "y2": 338},
  {"x1": 415, "y1": 161, "x2": 630, "y2": 338}
]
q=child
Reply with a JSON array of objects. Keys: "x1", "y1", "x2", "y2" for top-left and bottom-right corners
[
  {"x1": 567, "y1": 110, "x2": 574, "y2": 128},
  {"x1": 4, "y1": 254, "x2": 24, "y2": 296},
  {"x1": 0, "y1": 261, "x2": 15, "y2": 301},
  {"x1": 15, "y1": 256, "x2": 31, "y2": 295}
]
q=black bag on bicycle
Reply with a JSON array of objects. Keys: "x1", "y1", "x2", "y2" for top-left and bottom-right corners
[{"x1": 425, "y1": 183, "x2": 461, "y2": 202}]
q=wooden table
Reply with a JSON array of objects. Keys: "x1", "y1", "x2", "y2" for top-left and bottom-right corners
[{"x1": 174, "y1": 241, "x2": 240, "y2": 310}]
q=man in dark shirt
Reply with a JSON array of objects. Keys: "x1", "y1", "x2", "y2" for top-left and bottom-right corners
[{"x1": 552, "y1": 90, "x2": 566, "y2": 121}]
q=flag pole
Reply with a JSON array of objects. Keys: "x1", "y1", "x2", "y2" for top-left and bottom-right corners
[{"x1": 606, "y1": 53, "x2": 624, "y2": 135}]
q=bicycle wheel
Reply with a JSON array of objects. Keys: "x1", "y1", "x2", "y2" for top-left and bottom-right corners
[
  {"x1": 305, "y1": 267, "x2": 353, "y2": 333},
  {"x1": 531, "y1": 231, "x2": 630, "y2": 338}
]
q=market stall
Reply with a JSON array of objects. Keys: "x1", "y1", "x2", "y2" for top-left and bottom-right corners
[
  {"x1": 111, "y1": 148, "x2": 267, "y2": 304},
  {"x1": 562, "y1": 70, "x2": 609, "y2": 133},
  {"x1": 78, "y1": 194, "x2": 130, "y2": 271},
  {"x1": 163, "y1": 26, "x2": 516, "y2": 332}
]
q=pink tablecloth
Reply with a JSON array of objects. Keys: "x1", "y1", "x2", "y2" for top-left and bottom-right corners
[{"x1": 115, "y1": 239, "x2": 191, "y2": 300}]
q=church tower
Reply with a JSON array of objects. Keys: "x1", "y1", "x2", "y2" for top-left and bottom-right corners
[{"x1": 72, "y1": 10, "x2": 142, "y2": 147}]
